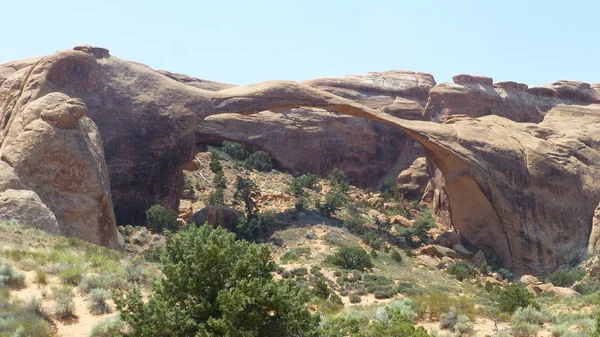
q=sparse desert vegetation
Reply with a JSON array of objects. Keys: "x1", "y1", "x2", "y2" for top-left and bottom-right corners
[{"x1": 1, "y1": 142, "x2": 600, "y2": 336}]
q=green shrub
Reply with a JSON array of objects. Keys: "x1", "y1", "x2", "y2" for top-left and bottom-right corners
[
  {"x1": 498, "y1": 285, "x2": 536, "y2": 314},
  {"x1": 115, "y1": 224, "x2": 320, "y2": 336},
  {"x1": 454, "y1": 315, "x2": 474, "y2": 336},
  {"x1": 222, "y1": 141, "x2": 246, "y2": 160},
  {"x1": 53, "y1": 286, "x2": 75, "y2": 318},
  {"x1": 90, "y1": 316, "x2": 127, "y2": 337},
  {"x1": 213, "y1": 171, "x2": 227, "y2": 189},
  {"x1": 316, "y1": 191, "x2": 348, "y2": 217},
  {"x1": 205, "y1": 187, "x2": 226, "y2": 206},
  {"x1": 60, "y1": 263, "x2": 84, "y2": 285},
  {"x1": 145, "y1": 204, "x2": 178, "y2": 233},
  {"x1": 245, "y1": 151, "x2": 273, "y2": 172},
  {"x1": 290, "y1": 267, "x2": 308, "y2": 277},
  {"x1": 0, "y1": 292, "x2": 52, "y2": 337},
  {"x1": 313, "y1": 278, "x2": 331, "y2": 299},
  {"x1": 329, "y1": 168, "x2": 350, "y2": 194},
  {"x1": 79, "y1": 274, "x2": 110, "y2": 293},
  {"x1": 510, "y1": 321, "x2": 540, "y2": 337},
  {"x1": 0, "y1": 260, "x2": 25, "y2": 288},
  {"x1": 498, "y1": 268, "x2": 514, "y2": 281},
  {"x1": 234, "y1": 212, "x2": 277, "y2": 241},
  {"x1": 122, "y1": 261, "x2": 144, "y2": 284},
  {"x1": 35, "y1": 268, "x2": 47, "y2": 285},
  {"x1": 209, "y1": 156, "x2": 223, "y2": 173},
  {"x1": 512, "y1": 305, "x2": 553, "y2": 326},
  {"x1": 362, "y1": 232, "x2": 382, "y2": 250},
  {"x1": 391, "y1": 249, "x2": 403, "y2": 263},
  {"x1": 374, "y1": 287, "x2": 397, "y2": 299},
  {"x1": 574, "y1": 280, "x2": 600, "y2": 295},
  {"x1": 290, "y1": 174, "x2": 320, "y2": 197},
  {"x1": 413, "y1": 293, "x2": 476, "y2": 320},
  {"x1": 326, "y1": 246, "x2": 374, "y2": 271},
  {"x1": 88, "y1": 288, "x2": 112, "y2": 315},
  {"x1": 294, "y1": 197, "x2": 308, "y2": 211},
  {"x1": 446, "y1": 261, "x2": 475, "y2": 281},
  {"x1": 380, "y1": 178, "x2": 398, "y2": 200},
  {"x1": 349, "y1": 294, "x2": 362, "y2": 304},
  {"x1": 546, "y1": 268, "x2": 585, "y2": 287}
]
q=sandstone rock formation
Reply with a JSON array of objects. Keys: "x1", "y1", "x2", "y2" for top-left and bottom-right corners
[
  {"x1": 1, "y1": 46, "x2": 599, "y2": 278},
  {"x1": 187, "y1": 206, "x2": 244, "y2": 231},
  {"x1": 0, "y1": 74, "x2": 119, "y2": 246},
  {"x1": 196, "y1": 70, "x2": 435, "y2": 187}
]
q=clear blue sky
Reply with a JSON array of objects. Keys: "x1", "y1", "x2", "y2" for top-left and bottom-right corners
[{"x1": 1, "y1": 1, "x2": 598, "y2": 86}]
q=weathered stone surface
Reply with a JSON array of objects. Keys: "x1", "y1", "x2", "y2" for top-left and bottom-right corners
[
  {"x1": 0, "y1": 161, "x2": 22, "y2": 192},
  {"x1": 396, "y1": 157, "x2": 429, "y2": 199},
  {"x1": 0, "y1": 189, "x2": 60, "y2": 235},
  {"x1": 0, "y1": 91, "x2": 119, "y2": 247},
  {"x1": 421, "y1": 245, "x2": 458, "y2": 259},
  {"x1": 2, "y1": 47, "x2": 599, "y2": 278},
  {"x1": 471, "y1": 250, "x2": 487, "y2": 267},
  {"x1": 436, "y1": 231, "x2": 461, "y2": 248},
  {"x1": 187, "y1": 206, "x2": 244, "y2": 231},
  {"x1": 452, "y1": 244, "x2": 473, "y2": 258},
  {"x1": 415, "y1": 255, "x2": 442, "y2": 268},
  {"x1": 545, "y1": 286, "x2": 580, "y2": 298},
  {"x1": 519, "y1": 275, "x2": 539, "y2": 285}
]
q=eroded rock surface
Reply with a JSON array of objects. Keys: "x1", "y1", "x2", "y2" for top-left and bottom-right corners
[{"x1": 1, "y1": 46, "x2": 599, "y2": 277}]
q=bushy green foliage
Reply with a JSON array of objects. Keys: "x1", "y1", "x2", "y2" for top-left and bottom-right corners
[
  {"x1": 79, "y1": 274, "x2": 110, "y2": 293},
  {"x1": 321, "y1": 303, "x2": 429, "y2": 337},
  {"x1": 115, "y1": 224, "x2": 319, "y2": 337},
  {"x1": 574, "y1": 279, "x2": 600, "y2": 295},
  {"x1": 88, "y1": 288, "x2": 112, "y2": 315},
  {"x1": 0, "y1": 260, "x2": 25, "y2": 288},
  {"x1": 0, "y1": 290, "x2": 52, "y2": 337},
  {"x1": 205, "y1": 187, "x2": 226, "y2": 206},
  {"x1": 290, "y1": 174, "x2": 320, "y2": 197},
  {"x1": 511, "y1": 305, "x2": 553, "y2": 326},
  {"x1": 498, "y1": 285, "x2": 536, "y2": 314},
  {"x1": 59, "y1": 262, "x2": 84, "y2": 285},
  {"x1": 412, "y1": 293, "x2": 476, "y2": 321},
  {"x1": 400, "y1": 211, "x2": 435, "y2": 246},
  {"x1": 313, "y1": 278, "x2": 331, "y2": 299},
  {"x1": 232, "y1": 176, "x2": 260, "y2": 218},
  {"x1": 349, "y1": 294, "x2": 362, "y2": 303},
  {"x1": 446, "y1": 261, "x2": 475, "y2": 281},
  {"x1": 362, "y1": 232, "x2": 382, "y2": 250},
  {"x1": 546, "y1": 267, "x2": 585, "y2": 287},
  {"x1": 145, "y1": 205, "x2": 178, "y2": 233},
  {"x1": 213, "y1": 171, "x2": 227, "y2": 189},
  {"x1": 222, "y1": 141, "x2": 246, "y2": 160},
  {"x1": 380, "y1": 178, "x2": 398, "y2": 200},
  {"x1": 209, "y1": 155, "x2": 223, "y2": 173},
  {"x1": 329, "y1": 168, "x2": 350, "y2": 193},
  {"x1": 234, "y1": 212, "x2": 278, "y2": 241},
  {"x1": 326, "y1": 246, "x2": 374, "y2": 271},
  {"x1": 316, "y1": 191, "x2": 348, "y2": 217},
  {"x1": 53, "y1": 286, "x2": 75, "y2": 318},
  {"x1": 90, "y1": 316, "x2": 126, "y2": 337},
  {"x1": 498, "y1": 268, "x2": 514, "y2": 281},
  {"x1": 245, "y1": 151, "x2": 273, "y2": 172},
  {"x1": 391, "y1": 249, "x2": 403, "y2": 263}
]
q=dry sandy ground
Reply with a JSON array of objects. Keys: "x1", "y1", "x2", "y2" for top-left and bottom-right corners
[{"x1": 11, "y1": 270, "x2": 116, "y2": 337}]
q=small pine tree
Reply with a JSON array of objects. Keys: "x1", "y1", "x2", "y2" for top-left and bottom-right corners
[{"x1": 233, "y1": 176, "x2": 260, "y2": 218}]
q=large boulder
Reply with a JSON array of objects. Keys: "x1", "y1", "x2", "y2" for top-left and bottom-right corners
[
  {"x1": 0, "y1": 91, "x2": 119, "y2": 247},
  {"x1": 187, "y1": 206, "x2": 244, "y2": 231},
  {"x1": 0, "y1": 189, "x2": 60, "y2": 235}
]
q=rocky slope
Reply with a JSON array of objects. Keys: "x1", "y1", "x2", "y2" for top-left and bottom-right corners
[{"x1": 0, "y1": 45, "x2": 599, "y2": 276}]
